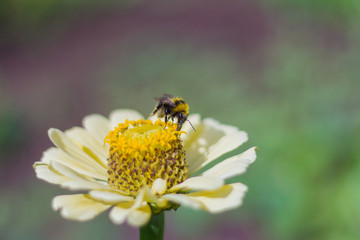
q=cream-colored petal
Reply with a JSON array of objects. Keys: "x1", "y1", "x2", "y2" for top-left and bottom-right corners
[
  {"x1": 40, "y1": 148, "x2": 57, "y2": 164},
  {"x1": 109, "y1": 109, "x2": 144, "y2": 128},
  {"x1": 164, "y1": 183, "x2": 247, "y2": 213},
  {"x1": 34, "y1": 161, "x2": 108, "y2": 191},
  {"x1": 65, "y1": 127, "x2": 108, "y2": 167},
  {"x1": 187, "y1": 183, "x2": 248, "y2": 213},
  {"x1": 151, "y1": 178, "x2": 167, "y2": 195},
  {"x1": 49, "y1": 128, "x2": 106, "y2": 169},
  {"x1": 146, "y1": 114, "x2": 159, "y2": 123},
  {"x1": 50, "y1": 159, "x2": 90, "y2": 181},
  {"x1": 109, "y1": 189, "x2": 151, "y2": 226},
  {"x1": 184, "y1": 118, "x2": 248, "y2": 174},
  {"x1": 34, "y1": 163, "x2": 70, "y2": 184},
  {"x1": 169, "y1": 176, "x2": 224, "y2": 192},
  {"x1": 127, "y1": 204, "x2": 152, "y2": 227},
  {"x1": 89, "y1": 190, "x2": 133, "y2": 204},
  {"x1": 60, "y1": 179, "x2": 108, "y2": 191},
  {"x1": 48, "y1": 129, "x2": 107, "y2": 180},
  {"x1": 82, "y1": 114, "x2": 111, "y2": 145},
  {"x1": 142, "y1": 185, "x2": 168, "y2": 208},
  {"x1": 205, "y1": 131, "x2": 248, "y2": 164},
  {"x1": 202, "y1": 147, "x2": 257, "y2": 180},
  {"x1": 52, "y1": 194, "x2": 111, "y2": 221},
  {"x1": 109, "y1": 202, "x2": 132, "y2": 225},
  {"x1": 41, "y1": 147, "x2": 107, "y2": 181},
  {"x1": 180, "y1": 114, "x2": 201, "y2": 137},
  {"x1": 161, "y1": 193, "x2": 203, "y2": 210}
]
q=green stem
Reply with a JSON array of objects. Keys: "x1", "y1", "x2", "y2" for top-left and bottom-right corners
[{"x1": 140, "y1": 211, "x2": 165, "y2": 240}]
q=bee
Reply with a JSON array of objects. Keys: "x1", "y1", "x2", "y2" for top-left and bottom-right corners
[{"x1": 150, "y1": 94, "x2": 196, "y2": 131}]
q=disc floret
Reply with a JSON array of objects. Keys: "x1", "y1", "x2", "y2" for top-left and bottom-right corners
[{"x1": 105, "y1": 119, "x2": 188, "y2": 196}]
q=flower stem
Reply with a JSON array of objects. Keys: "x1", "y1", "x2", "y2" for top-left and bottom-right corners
[{"x1": 140, "y1": 211, "x2": 164, "y2": 240}]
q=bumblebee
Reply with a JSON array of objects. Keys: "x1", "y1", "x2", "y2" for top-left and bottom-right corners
[{"x1": 150, "y1": 94, "x2": 195, "y2": 131}]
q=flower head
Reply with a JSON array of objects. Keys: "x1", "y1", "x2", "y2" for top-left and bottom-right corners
[
  {"x1": 34, "y1": 109, "x2": 257, "y2": 226},
  {"x1": 105, "y1": 119, "x2": 188, "y2": 197}
]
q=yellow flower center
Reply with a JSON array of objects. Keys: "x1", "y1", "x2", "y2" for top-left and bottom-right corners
[{"x1": 105, "y1": 119, "x2": 189, "y2": 196}]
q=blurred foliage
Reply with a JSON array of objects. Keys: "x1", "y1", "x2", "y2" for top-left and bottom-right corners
[
  {"x1": 0, "y1": 0, "x2": 139, "y2": 45},
  {"x1": 99, "y1": 41, "x2": 246, "y2": 116},
  {"x1": 241, "y1": 43, "x2": 360, "y2": 240},
  {"x1": 267, "y1": 0, "x2": 360, "y2": 20},
  {"x1": 0, "y1": 109, "x2": 25, "y2": 158},
  {"x1": 1, "y1": 0, "x2": 360, "y2": 240},
  {"x1": 0, "y1": 81, "x2": 26, "y2": 160},
  {"x1": 98, "y1": 36, "x2": 360, "y2": 240}
]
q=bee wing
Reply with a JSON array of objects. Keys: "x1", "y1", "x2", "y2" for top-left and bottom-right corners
[
  {"x1": 162, "y1": 93, "x2": 173, "y2": 98},
  {"x1": 154, "y1": 94, "x2": 176, "y2": 107},
  {"x1": 154, "y1": 94, "x2": 172, "y2": 101}
]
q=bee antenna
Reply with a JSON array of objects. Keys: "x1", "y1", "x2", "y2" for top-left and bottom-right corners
[{"x1": 187, "y1": 119, "x2": 196, "y2": 132}]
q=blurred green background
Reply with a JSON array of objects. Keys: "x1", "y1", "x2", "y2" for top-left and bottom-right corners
[{"x1": 1, "y1": 0, "x2": 360, "y2": 239}]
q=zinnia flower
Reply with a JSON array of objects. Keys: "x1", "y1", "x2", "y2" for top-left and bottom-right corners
[{"x1": 34, "y1": 109, "x2": 257, "y2": 227}]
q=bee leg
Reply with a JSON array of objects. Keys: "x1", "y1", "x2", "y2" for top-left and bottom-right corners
[
  {"x1": 176, "y1": 123, "x2": 183, "y2": 131},
  {"x1": 151, "y1": 102, "x2": 163, "y2": 116},
  {"x1": 163, "y1": 107, "x2": 170, "y2": 129},
  {"x1": 163, "y1": 115, "x2": 169, "y2": 129},
  {"x1": 177, "y1": 113, "x2": 187, "y2": 131}
]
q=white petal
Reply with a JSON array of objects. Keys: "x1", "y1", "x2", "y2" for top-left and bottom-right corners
[
  {"x1": 187, "y1": 183, "x2": 248, "y2": 213},
  {"x1": 169, "y1": 176, "x2": 224, "y2": 192},
  {"x1": 82, "y1": 114, "x2": 111, "y2": 145},
  {"x1": 41, "y1": 147, "x2": 107, "y2": 181},
  {"x1": 127, "y1": 204, "x2": 152, "y2": 227},
  {"x1": 89, "y1": 190, "x2": 133, "y2": 204},
  {"x1": 142, "y1": 185, "x2": 168, "y2": 208},
  {"x1": 109, "y1": 202, "x2": 134, "y2": 224},
  {"x1": 48, "y1": 129, "x2": 107, "y2": 180},
  {"x1": 52, "y1": 194, "x2": 111, "y2": 221},
  {"x1": 60, "y1": 179, "x2": 108, "y2": 191},
  {"x1": 65, "y1": 127, "x2": 108, "y2": 167},
  {"x1": 34, "y1": 163, "x2": 70, "y2": 184},
  {"x1": 151, "y1": 178, "x2": 167, "y2": 195},
  {"x1": 109, "y1": 202, "x2": 132, "y2": 225},
  {"x1": 202, "y1": 147, "x2": 257, "y2": 180},
  {"x1": 184, "y1": 118, "x2": 248, "y2": 174},
  {"x1": 109, "y1": 189, "x2": 151, "y2": 227},
  {"x1": 34, "y1": 161, "x2": 108, "y2": 191},
  {"x1": 110, "y1": 202, "x2": 151, "y2": 227},
  {"x1": 164, "y1": 183, "x2": 247, "y2": 213},
  {"x1": 161, "y1": 194, "x2": 202, "y2": 210},
  {"x1": 181, "y1": 114, "x2": 201, "y2": 137},
  {"x1": 50, "y1": 160, "x2": 89, "y2": 180},
  {"x1": 146, "y1": 114, "x2": 159, "y2": 122},
  {"x1": 109, "y1": 109, "x2": 144, "y2": 128}
]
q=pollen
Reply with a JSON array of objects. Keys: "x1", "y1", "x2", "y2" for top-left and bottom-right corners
[{"x1": 104, "y1": 119, "x2": 188, "y2": 196}]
